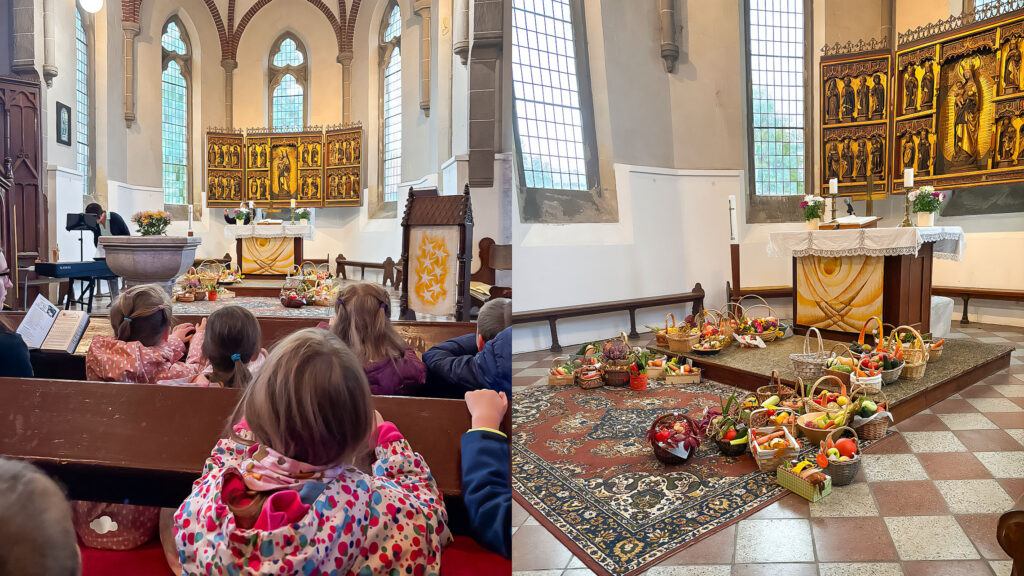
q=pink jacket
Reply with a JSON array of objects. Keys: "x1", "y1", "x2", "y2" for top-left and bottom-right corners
[
  {"x1": 85, "y1": 332, "x2": 203, "y2": 383},
  {"x1": 174, "y1": 426, "x2": 452, "y2": 575}
]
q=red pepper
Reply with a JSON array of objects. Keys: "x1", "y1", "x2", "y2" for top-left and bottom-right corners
[
  {"x1": 724, "y1": 428, "x2": 737, "y2": 441},
  {"x1": 766, "y1": 409, "x2": 777, "y2": 416}
]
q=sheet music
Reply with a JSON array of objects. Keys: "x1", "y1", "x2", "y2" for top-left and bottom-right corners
[
  {"x1": 41, "y1": 310, "x2": 90, "y2": 353},
  {"x1": 16, "y1": 295, "x2": 60, "y2": 349}
]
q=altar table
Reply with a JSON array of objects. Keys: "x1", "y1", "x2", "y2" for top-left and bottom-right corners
[
  {"x1": 223, "y1": 224, "x2": 315, "y2": 276},
  {"x1": 768, "y1": 227, "x2": 965, "y2": 336}
]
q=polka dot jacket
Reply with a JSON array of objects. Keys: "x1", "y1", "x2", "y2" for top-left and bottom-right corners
[
  {"x1": 86, "y1": 333, "x2": 203, "y2": 384},
  {"x1": 173, "y1": 432, "x2": 452, "y2": 575}
]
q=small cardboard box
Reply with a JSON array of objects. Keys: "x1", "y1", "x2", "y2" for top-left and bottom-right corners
[
  {"x1": 777, "y1": 464, "x2": 833, "y2": 502},
  {"x1": 664, "y1": 367, "x2": 700, "y2": 384}
]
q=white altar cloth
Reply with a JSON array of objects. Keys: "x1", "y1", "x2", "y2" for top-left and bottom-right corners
[
  {"x1": 223, "y1": 224, "x2": 315, "y2": 241},
  {"x1": 767, "y1": 226, "x2": 965, "y2": 261}
]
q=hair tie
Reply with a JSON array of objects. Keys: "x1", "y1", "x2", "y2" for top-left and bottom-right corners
[
  {"x1": 123, "y1": 317, "x2": 133, "y2": 323},
  {"x1": 230, "y1": 353, "x2": 241, "y2": 361}
]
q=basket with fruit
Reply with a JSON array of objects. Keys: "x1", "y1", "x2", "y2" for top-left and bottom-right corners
[
  {"x1": 644, "y1": 353, "x2": 668, "y2": 379},
  {"x1": 749, "y1": 425, "x2": 800, "y2": 473},
  {"x1": 893, "y1": 325, "x2": 928, "y2": 380},
  {"x1": 756, "y1": 369, "x2": 796, "y2": 405},
  {"x1": 647, "y1": 413, "x2": 708, "y2": 465},
  {"x1": 823, "y1": 344, "x2": 858, "y2": 386},
  {"x1": 816, "y1": 426, "x2": 861, "y2": 486},
  {"x1": 548, "y1": 357, "x2": 575, "y2": 386},
  {"x1": 666, "y1": 315, "x2": 700, "y2": 353},
  {"x1": 802, "y1": 375, "x2": 852, "y2": 415},
  {"x1": 777, "y1": 459, "x2": 832, "y2": 502},
  {"x1": 646, "y1": 313, "x2": 677, "y2": 348},
  {"x1": 849, "y1": 385, "x2": 892, "y2": 440},
  {"x1": 663, "y1": 358, "x2": 700, "y2": 384},
  {"x1": 736, "y1": 295, "x2": 783, "y2": 342},
  {"x1": 602, "y1": 332, "x2": 633, "y2": 387},
  {"x1": 574, "y1": 345, "x2": 604, "y2": 389},
  {"x1": 707, "y1": 395, "x2": 751, "y2": 457},
  {"x1": 749, "y1": 404, "x2": 798, "y2": 437}
]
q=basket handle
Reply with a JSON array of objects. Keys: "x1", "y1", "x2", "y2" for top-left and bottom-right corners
[
  {"x1": 769, "y1": 369, "x2": 782, "y2": 387},
  {"x1": 895, "y1": 324, "x2": 927, "y2": 362},
  {"x1": 828, "y1": 343, "x2": 853, "y2": 358},
  {"x1": 620, "y1": 331, "x2": 630, "y2": 347},
  {"x1": 665, "y1": 313, "x2": 676, "y2": 332},
  {"x1": 806, "y1": 375, "x2": 847, "y2": 402},
  {"x1": 858, "y1": 316, "x2": 884, "y2": 347},
  {"x1": 718, "y1": 301, "x2": 746, "y2": 322},
  {"x1": 743, "y1": 303, "x2": 779, "y2": 320},
  {"x1": 850, "y1": 383, "x2": 888, "y2": 410},
  {"x1": 736, "y1": 293, "x2": 771, "y2": 311},
  {"x1": 804, "y1": 327, "x2": 824, "y2": 355},
  {"x1": 824, "y1": 424, "x2": 860, "y2": 448}
]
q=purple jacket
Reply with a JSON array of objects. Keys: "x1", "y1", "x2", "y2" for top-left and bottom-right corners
[{"x1": 364, "y1": 347, "x2": 427, "y2": 396}]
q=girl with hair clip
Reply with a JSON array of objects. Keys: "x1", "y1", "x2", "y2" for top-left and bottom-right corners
[
  {"x1": 159, "y1": 305, "x2": 268, "y2": 388},
  {"x1": 85, "y1": 284, "x2": 205, "y2": 384},
  {"x1": 174, "y1": 328, "x2": 451, "y2": 574},
  {"x1": 329, "y1": 282, "x2": 427, "y2": 395}
]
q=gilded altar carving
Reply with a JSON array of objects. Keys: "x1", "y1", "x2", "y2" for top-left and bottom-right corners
[
  {"x1": 324, "y1": 124, "x2": 363, "y2": 207},
  {"x1": 206, "y1": 130, "x2": 245, "y2": 207}
]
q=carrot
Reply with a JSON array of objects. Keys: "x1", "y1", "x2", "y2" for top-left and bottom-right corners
[
  {"x1": 932, "y1": 339, "x2": 944, "y2": 348},
  {"x1": 756, "y1": 431, "x2": 785, "y2": 445}
]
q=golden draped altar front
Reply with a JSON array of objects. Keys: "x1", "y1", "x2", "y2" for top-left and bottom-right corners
[{"x1": 796, "y1": 255, "x2": 884, "y2": 332}]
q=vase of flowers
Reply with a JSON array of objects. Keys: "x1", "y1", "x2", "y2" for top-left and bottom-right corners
[
  {"x1": 132, "y1": 210, "x2": 172, "y2": 236},
  {"x1": 231, "y1": 207, "x2": 250, "y2": 225},
  {"x1": 800, "y1": 195, "x2": 825, "y2": 230},
  {"x1": 295, "y1": 207, "x2": 311, "y2": 222},
  {"x1": 910, "y1": 186, "x2": 944, "y2": 227}
]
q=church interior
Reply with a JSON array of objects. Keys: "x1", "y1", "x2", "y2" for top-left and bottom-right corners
[{"x1": 508, "y1": 0, "x2": 1024, "y2": 575}]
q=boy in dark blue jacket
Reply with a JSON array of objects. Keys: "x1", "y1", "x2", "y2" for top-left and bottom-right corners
[
  {"x1": 461, "y1": 389, "x2": 510, "y2": 558},
  {"x1": 422, "y1": 298, "x2": 510, "y2": 397}
]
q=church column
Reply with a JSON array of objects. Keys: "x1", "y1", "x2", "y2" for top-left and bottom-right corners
[
  {"x1": 453, "y1": 0, "x2": 470, "y2": 65},
  {"x1": 42, "y1": 0, "x2": 58, "y2": 86},
  {"x1": 10, "y1": 0, "x2": 36, "y2": 77},
  {"x1": 658, "y1": 0, "x2": 679, "y2": 73},
  {"x1": 123, "y1": 22, "x2": 140, "y2": 127},
  {"x1": 222, "y1": 60, "x2": 237, "y2": 129},
  {"x1": 415, "y1": 0, "x2": 432, "y2": 116},
  {"x1": 339, "y1": 51, "x2": 353, "y2": 124},
  {"x1": 467, "y1": 0, "x2": 502, "y2": 188}
]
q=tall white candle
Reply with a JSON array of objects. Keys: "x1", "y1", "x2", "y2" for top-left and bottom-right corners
[
  {"x1": 248, "y1": 201, "x2": 254, "y2": 210},
  {"x1": 188, "y1": 205, "x2": 193, "y2": 228},
  {"x1": 829, "y1": 178, "x2": 838, "y2": 197},
  {"x1": 904, "y1": 168, "x2": 914, "y2": 188},
  {"x1": 291, "y1": 198, "x2": 296, "y2": 209}
]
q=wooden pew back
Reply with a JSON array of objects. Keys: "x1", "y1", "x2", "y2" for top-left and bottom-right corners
[{"x1": 0, "y1": 377, "x2": 510, "y2": 508}]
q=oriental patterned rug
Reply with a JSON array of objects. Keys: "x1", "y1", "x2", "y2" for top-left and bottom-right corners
[{"x1": 512, "y1": 380, "x2": 885, "y2": 576}]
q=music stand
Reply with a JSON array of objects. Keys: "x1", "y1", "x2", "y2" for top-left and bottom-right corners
[{"x1": 66, "y1": 213, "x2": 98, "y2": 261}]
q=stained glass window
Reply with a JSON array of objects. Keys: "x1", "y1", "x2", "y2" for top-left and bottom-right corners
[
  {"x1": 161, "y1": 20, "x2": 190, "y2": 205},
  {"x1": 381, "y1": 5, "x2": 402, "y2": 203},
  {"x1": 975, "y1": 0, "x2": 999, "y2": 18},
  {"x1": 75, "y1": 9, "x2": 89, "y2": 194},
  {"x1": 511, "y1": 0, "x2": 591, "y2": 192},
  {"x1": 270, "y1": 36, "x2": 307, "y2": 131},
  {"x1": 747, "y1": 0, "x2": 807, "y2": 196}
]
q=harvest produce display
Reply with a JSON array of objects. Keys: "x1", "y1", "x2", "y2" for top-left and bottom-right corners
[
  {"x1": 549, "y1": 363, "x2": 574, "y2": 377},
  {"x1": 647, "y1": 413, "x2": 709, "y2": 464}
]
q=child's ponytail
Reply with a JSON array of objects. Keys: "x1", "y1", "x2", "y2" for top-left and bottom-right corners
[
  {"x1": 110, "y1": 285, "x2": 173, "y2": 346},
  {"x1": 202, "y1": 306, "x2": 261, "y2": 389}
]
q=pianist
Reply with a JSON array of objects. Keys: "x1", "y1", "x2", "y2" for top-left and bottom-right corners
[{"x1": 85, "y1": 202, "x2": 130, "y2": 299}]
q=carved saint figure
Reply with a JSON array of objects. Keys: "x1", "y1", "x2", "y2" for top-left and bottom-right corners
[
  {"x1": 917, "y1": 130, "x2": 931, "y2": 174},
  {"x1": 952, "y1": 59, "x2": 981, "y2": 161},
  {"x1": 902, "y1": 135, "x2": 915, "y2": 169},
  {"x1": 855, "y1": 138, "x2": 867, "y2": 178},
  {"x1": 920, "y1": 64, "x2": 935, "y2": 108},
  {"x1": 999, "y1": 116, "x2": 1017, "y2": 160},
  {"x1": 841, "y1": 78, "x2": 856, "y2": 120},
  {"x1": 209, "y1": 146, "x2": 216, "y2": 166},
  {"x1": 826, "y1": 80, "x2": 839, "y2": 121},
  {"x1": 352, "y1": 140, "x2": 361, "y2": 163},
  {"x1": 904, "y1": 66, "x2": 918, "y2": 113},
  {"x1": 275, "y1": 148, "x2": 291, "y2": 196},
  {"x1": 1005, "y1": 41, "x2": 1021, "y2": 93},
  {"x1": 841, "y1": 139, "x2": 854, "y2": 179},
  {"x1": 826, "y1": 142, "x2": 841, "y2": 180},
  {"x1": 870, "y1": 135, "x2": 885, "y2": 175},
  {"x1": 857, "y1": 77, "x2": 870, "y2": 120},
  {"x1": 871, "y1": 74, "x2": 886, "y2": 119}
]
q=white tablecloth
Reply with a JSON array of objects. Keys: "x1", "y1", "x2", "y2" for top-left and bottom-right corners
[
  {"x1": 767, "y1": 226, "x2": 965, "y2": 261},
  {"x1": 223, "y1": 224, "x2": 315, "y2": 241}
]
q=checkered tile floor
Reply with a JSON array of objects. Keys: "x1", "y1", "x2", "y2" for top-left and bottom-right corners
[{"x1": 511, "y1": 323, "x2": 1024, "y2": 576}]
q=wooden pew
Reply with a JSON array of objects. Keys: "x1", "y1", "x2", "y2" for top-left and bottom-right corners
[
  {"x1": 0, "y1": 377, "x2": 511, "y2": 508},
  {"x1": 0, "y1": 312, "x2": 475, "y2": 382},
  {"x1": 470, "y1": 237, "x2": 512, "y2": 300},
  {"x1": 933, "y1": 286, "x2": 1024, "y2": 325},
  {"x1": 511, "y1": 284, "x2": 705, "y2": 352},
  {"x1": 335, "y1": 254, "x2": 399, "y2": 287},
  {"x1": 998, "y1": 492, "x2": 1024, "y2": 576}
]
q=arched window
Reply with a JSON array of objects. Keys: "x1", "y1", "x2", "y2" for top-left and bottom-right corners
[
  {"x1": 269, "y1": 35, "x2": 307, "y2": 131},
  {"x1": 75, "y1": 8, "x2": 90, "y2": 194},
  {"x1": 379, "y1": 3, "x2": 402, "y2": 204},
  {"x1": 161, "y1": 18, "x2": 191, "y2": 205}
]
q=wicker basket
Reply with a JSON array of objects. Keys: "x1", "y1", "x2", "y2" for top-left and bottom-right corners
[
  {"x1": 716, "y1": 432, "x2": 750, "y2": 457},
  {"x1": 902, "y1": 360, "x2": 926, "y2": 380},
  {"x1": 880, "y1": 362, "x2": 904, "y2": 385},
  {"x1": 667, "y1": 330, "x2": 700, "y2": 353},
  {"x1": 548, "y1": 356, "x2": 575, "y2": 386},
  {"x1": 575, "y1": 346, "x2": 604, "y2": 389},
  {"x1": 749, "y1": 426, "x2": 798, "y2": 473},
  {"x1": 894, "y1": 325, "x2": 929, "y2": 365},
  {"x1": 857, "y1": 315, "x2": 888, "y2": 352},
  {"x1": 718, "y1": 302, "x2": 746, "y2": 340},
  {"x1": 926, "y1": 340, "x2": 944, "y2": 361},
  {"x1": 790, "y1": 327, "x2": 829, "y2": 382},
  {"x1": 756, "y1": 369, "x2": 796, "y2": 405},
  {"x1": 649, "y1": 414, "x2": 699, "y2": 465},
  {"x1": 850, "y1": 385, "x2": 892, "y2": 440},
  {"x1": 603, "y1": 364, "x2": 631, "y2": 387},
  {"x1": 823, "y1": 344, "x2": 856, "y2": 387},
  {"x1": 749, "y1": 407, "x2": 797, "y2": 437},
  {"x1": 654, "y1": 313, "x2": 675, "y2": 347},
  {"x1": 737, "y1": 295, "x2": 783, "y2": 342},
  {"x1": 803, "y1": 375, "x2": 849, "y2": 416},
  {"x1": 822, "y1": 426, "x2": 861, "y2": 486}
]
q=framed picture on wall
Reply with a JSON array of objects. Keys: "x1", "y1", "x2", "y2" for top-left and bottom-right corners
[{"x1": 56, "y1": 102, "x2": 71, "y2": 146}]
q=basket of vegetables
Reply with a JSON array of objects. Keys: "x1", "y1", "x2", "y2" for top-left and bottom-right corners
[
  {"x1": 855, "y1": 316, "x2": 889, "y2": 355},
  {"x1": 850, "y1": 385, "x2": 892, "y2": 440},
  {"x1": 894, "y1": 325, "x2": 928, "y2": 380},
  {"x1": 629, "y1": 350, "x2": 654, "y2": 390},
  {"x1": 664, "y1": 358, "x2": 700, "y2": 384},
  {"x1": 666, "y1": 315, "x2": 700, "y2": 353},
  {"x1": 737, "y1": 294, "x2": 783, "y2": 343},
  {"x1": 708, "y1": 395, "x2": 751, "y2": 457},
  {"x1": 756, "y1": 369, "x2": 796, "y2": 405},
  {"x1": 749, "y1": 406, "x2": 798, "y2": 438},
  {"x1": 824, "y1": 344, "x2": 857, "y2": 386},
  {"x1": 548, "y1": 356, "x2": 575, "y2": 386},
  {"x1": 925, "y1": 338, "x2": 945, "y2": 361},
  {"x1": 797, "y1": 410, "x2": 851, "y2": 445},
  {"x1": 647, "y1": 413, "x2": 707, "y2": 465},
  {"x1": 802, "y1": 375, "x2": 851, "y2": 415},
  {"x1": 645, "y1": 353, "x2": 668, "y2": 379},
  {"x1": 602, "y1": 332, "x2": 633, "y2": 387},
  {"x1": 648, "y1": 313, "x2": 676, "y2": 348},
  {"x1": 692, "y1": 310, "x2": 730, "y2": 354},
  {"x1": 817, "y1": 426, "x2": 861, "y2": 486},
  {"x1": 749, "y1": 425, "x2": 800, "y2": 473},
  {"x1": 789, "y1": 327, "x2": 829, "y2": 381},
  {"x1": 575, "y1": 345, "x2": 604, "y2": 389}
]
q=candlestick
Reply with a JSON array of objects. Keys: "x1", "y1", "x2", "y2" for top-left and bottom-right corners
[{"x1": 900, "y1": 182, "x2": 914, "y2": 228}]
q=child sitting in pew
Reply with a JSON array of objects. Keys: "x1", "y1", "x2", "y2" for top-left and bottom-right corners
[
  {"x1": 461, "y1": 389, "x2": 512, "y2": 558},
  {"x1": 421, "y1": 297, "x2": 511, "y2": 397},
  {"x1": 159, "y1": 305, "x2": 267, "y2": 388},
  {"x1": 0, "y1": 457, "x2": 80, "y2": 576},
  {"x1": 86, "y1": 284, "x2": 204, "y2": 384},
  {"x1": 328, "y1": 282, "x2": 427, "y2": 395},
  {"x1": 174, "y1": 328, "x2": 452, "y2": 574}
]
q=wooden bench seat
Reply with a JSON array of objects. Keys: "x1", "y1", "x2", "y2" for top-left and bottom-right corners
[
  {"x1": 512, "y1": 284, "x2": 705, "y2": 352},
  {"x1": 998, "y1": 492, "x2": 1024, "y2": 575},
  {"x1": 933, "y1": 286, "x2": 1024, "y2": 325}
]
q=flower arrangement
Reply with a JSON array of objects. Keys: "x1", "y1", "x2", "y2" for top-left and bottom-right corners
[
  {"x1": 295, "y1": 207, "x2": 312, "y2": 220},
  {"x1": 799, "y1": 195, "x2": 825, "y2": 221},
  {"x1": 908, "y1": 186, "x2": 945, "y2": 213},
  {"x1": 231, "y1": 207, "x2": 250, "y2": 222},
  {"x1": 132, "y1": 210, "x2": 171, "y2": 236}
]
